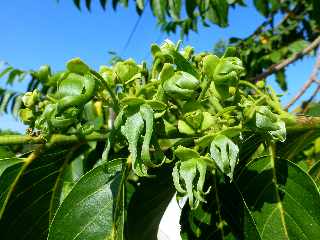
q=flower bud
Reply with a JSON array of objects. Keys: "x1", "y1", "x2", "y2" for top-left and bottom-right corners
[
  {"x1": 19, "y1": 108, "x2": 34, "y2": 125},
  {"x1": 22, "y1": 90, "x2": 40, "y2": 108}
]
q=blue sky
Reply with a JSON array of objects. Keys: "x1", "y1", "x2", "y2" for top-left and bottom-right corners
[{"x1": 0, "y1": 0, "x2": 318, "y2": 132}]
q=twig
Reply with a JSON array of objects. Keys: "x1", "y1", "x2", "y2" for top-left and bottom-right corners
[
  {"x1": 285, "y1": 50, "x2": 320, "y2": 110},
  {"x1": 0, "y1": 132, "x2": 109, "y2": 146},
  {"x1": 301, "y1": 83, "x2": 320, "y2": 113},
  {"x1": 252, "y1": 35, "x2": 320, "y2": 82}
]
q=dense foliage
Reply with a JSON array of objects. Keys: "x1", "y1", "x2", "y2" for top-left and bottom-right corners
[{"x1": 0, "y1": 40, "x2": 319, "y2": 239}]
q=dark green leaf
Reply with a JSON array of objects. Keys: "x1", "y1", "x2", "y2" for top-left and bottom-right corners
[
  {"x1": 100, "y1": 0, "x2": 107, "y2": 10},
  {"x1": 185, "y1": 0, "x2": 197, "y2": 18},
  {"x1": 73, "y1": 0, "x2": 81, "y2": 10},
  {"x1": 127, "y1": 166, "x2": 175, "y2": 240},
  {"x1": 48, "y1": 159, "x2": 125, "y2": 240},
  {"x1": 308, "y1": 161, "x2": 320, "y2": 188},
  {"x1": 253, "y1": 0, "x2": 269, "y2": 17},
  {"x1": 237, "y1": 156, "x2": 320, "y2": 239},
  {"x1": 85, "y1": 0, "x2": 91, "y2": 11},
  {"x1": 275, "y1": 70, "x2": 287, "y2": 91},
  {"x1": 0, "y1": 145, "x2": 79, "y2": 240}
]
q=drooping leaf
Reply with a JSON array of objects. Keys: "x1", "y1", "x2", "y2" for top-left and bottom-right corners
[
  {"x1": 173, "y1": 148, "x2": 212, "y2": 209},
  {"x1": 100, "y1": 0, "x2": 107, "y2": 10},
  {"x1": 121, "y1": 110, "x2": 146, "y2": 175},
  {"x1": 236, "y1": 156, "x2": 320, "y2": 239},
  {"x1": 85, "y1": 0, "x2": 91, "y2": 11},
  {"x1": 73, "y1": 0, "x2": 81, "y2": 10},
  {"x1": 151, "y1": 0, "x2": 166, "y2": 23},
  {"x1": 185, "y1": 0, "x2": 197, "y2": 18},
  {"x1": 275, "y1": 70, "x2": 287, "y2": 91},
  {"x1": 210, "y1": 135, "x2": 239, "y2": 179},
  {"x1": 48, "y1": 159, "x2": 125, "y2": 240}
]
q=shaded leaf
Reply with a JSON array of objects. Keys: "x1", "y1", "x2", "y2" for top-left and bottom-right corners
[
  {"x1": 0, "y1": 145, "x2": 80, "y2": 240},
  {"x1": 48, "y1": 159, "x2": 125, "y2": 240},
  {"x1": 127, "y1": 165, "x2": 175, "y2": 240}
]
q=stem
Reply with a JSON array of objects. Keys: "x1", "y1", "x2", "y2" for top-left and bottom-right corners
[
  {"x1": 286, "y1": 116, "x2": 320, "y2": 132},
  {"x1": 0, "y1": 132, "x2": 109, "y2": 146},
  {"x1": 198, "y1": 75, "x2": 211, "y2": 100},
  {"x1": 89, "y1": 71, "x2": 120, "y2": 113},
  {"x1": 252, "y1": 35, "x2": 320, "y2": 82}
]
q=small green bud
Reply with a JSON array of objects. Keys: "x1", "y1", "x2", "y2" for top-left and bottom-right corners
[
  {"x1": 66, "y1": 58, "x2": 90, "y2": 75},
  {"x1": 19, "y1": 108, "x2": 34, "y2": 125},
  {"x1": 38, "y1": 65, "x2": 51, "y2": 82},
  {"x1": 22, "y1": 90, "x2": 40, "y2": 108},
  {"x1": 256, "y1": 80, "x2": 265, "y2": 89}
]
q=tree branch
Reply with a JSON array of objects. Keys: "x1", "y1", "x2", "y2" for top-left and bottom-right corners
[
  {"x1": 0, "y1": 132, "x2": 109, "y2": 146},
  {"x1": 285, "y1": 50, "x2": 320, "y2": 110},
  {"x1": 252, "y1": 35, "x2": 320, "y2": 82}
]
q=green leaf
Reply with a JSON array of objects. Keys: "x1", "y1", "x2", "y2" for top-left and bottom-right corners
[
  {"x1": 206, "y1": 0, "x2": 229, "y2": 27},
  {"x1": 121, "y1": 111, "x2": 146, "y2": 175},
  {"x1": 275, "y1": 70, "x2": 287, "y2": 91},
  {"x1": 0, "y1": 145, "x2": 79, "y2": 240},
  {"x1": 174, "y1": 146, "x2": 200, "y2": 160},
  {"x1": 0, "y1": 147, "x2": 25, "y2": 218},
  {"x1": 253, "y1": 0, "x2": 269, "y2": 17},
  {"x1": 185, "y1": 0, "x2": 196, "y2": 18},
  {"x1": 288, "y1": 40, "x2": 308, "y2": 54},
  {"x1": 210, "y1": 135, "x2": 239, "y2": 179},
  {"x1": 308, "y1": 161, "x2": 320, "y2": 188},
  {"x1": 73, "y1": 0, "x2": 81, "y2": 10},
  {"x1": 85, "y1": 0, "x2": 91, "y2": 11},
  {"x1": 151, "y1": 0, "x2": 166, "y2": 23},
  {"x1": 312, "y1": 0, "x2": 320, "y2": 24},
  {"x1": 48, "y1": 159, "x2": 125, "y2": 240},
  {"x1": 168, "y1": 0, "x2": 181, "y2": 20},
  {"x1": 100, "y1": 0, "x2": 107, "y2": 10},
  {"x1": 127, "y1": 166, "x2": 175, "y2": 240},
  {"x1": 237, "y1": 156, "x2": 320, "y2": 239},
  {"x1": 173, "y1": 156, "x2": 210, "y2": 209},
  {"x1": 0, "y1": 66, "x2": 13, "y2": 79},
  {"x1": 66, "y1": 57, "x2": 90, "y2": 75}
]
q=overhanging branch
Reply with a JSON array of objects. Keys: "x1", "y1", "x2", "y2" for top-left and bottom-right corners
[{"x1": 252, "y1": 35, "x2": 320, "y2": 82}]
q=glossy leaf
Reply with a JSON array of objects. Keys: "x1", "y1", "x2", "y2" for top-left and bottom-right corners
[
  {"x1": 237, "y1": 157, "x2": 320, "y2": 239},
  {"x1": 308, "y1": 161, "x2": 320, "y2": 188},
  {"x1": 0, "y1": 145, "x2": 80, "y2": 240},
  {"x1": 48, "y1": 159, "x2": 125, "y2": 240}
]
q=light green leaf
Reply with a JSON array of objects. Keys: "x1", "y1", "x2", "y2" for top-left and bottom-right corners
[
  {"x1": 121, "y1": 111, "x2": 146, "y2": 176},
  {"x1": 48, "y1": 159, "x2": 125, "y2": 240},
  {"x1": 210, "y1": 135, "x2": 239, "y2": 179}
]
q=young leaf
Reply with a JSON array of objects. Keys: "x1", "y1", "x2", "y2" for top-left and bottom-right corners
[
  {"x1": 210, "y1": 135, "x2": 239, "y2": 179},
  {"x1": 48, "y1": 159, "x2": 125, "y2": 240},
  {"x1": 121, "y1": 111, "x2": 146, "y2": 176}
]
